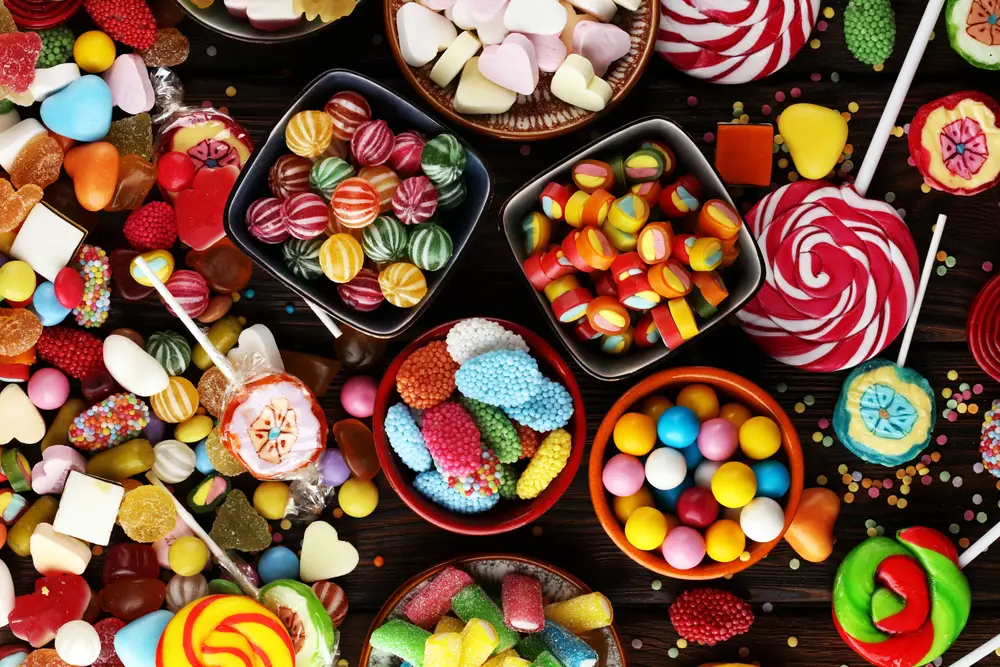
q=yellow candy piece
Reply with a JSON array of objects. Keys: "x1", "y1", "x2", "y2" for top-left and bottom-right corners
[
  {"x1": 131, "y1": 250, "x2": 174, "y2": 287},
  {"x1": 711, "y1": 462, "x2": 756, "y2": 509},
  {"x1": 500, "y1": 658, "x2": 531, "y2": 667},
  {"x1": 424, "y1": 632, "x2": 462, "y2": 667},
  {"x1": 436, "y1": 616, "x2": 466, "y2": 635},
  {"x1": 606, "y1": 194, "x2": 649, "y2": 234},
  {"x1": 73, "y1": 31, "x2": 116, "y2": 73},
  {"x1": 612, "y1": 412, "x2": 656, "y2": 456},
  {"x1": 600, "y1": 220, "x2": 637, "y2": 252},
  {"x1": 544, "y1": 593, "x2": 613, "y2": 633},
  {"x1": 168, "y1": 535, "x2": 210, "y2": 576},
  {"x1": 687, "y1": 237, "x2": 723, "y2": 272},
  {"x1": 86, "y1": 438, "x2": 154, "y2": 481},
  {"x1": 705, "y1": 519, "x2": 746, "y2": 563},
  {"x1": 119, "y1": 485, "x2": 176, "y2": 543},
  {"x1": 286, "y1": 111, "x2": 334, "y2": 158},
  {"x1": 379, "y1": 262, "x2": 427, "y2": 308},
  {"x1": 338, "y1": 478, "x2": 378, "y2": 518},
  {"x1": 739, "y1": 415, "x2": 782, "y2": 459},
  {"x1": 294, "y1": 0, "x2": 357, "y2": 21},
  {"x1": 0, "y1": 261, "x2": 36, "y2": 302},
  {"x1": 192, "y1": 315, "x2": 244, "y2": 370},
  {"x1": 676, "y1": 384, "x2": 719, "y2": 421},
  {"x1": 719, "y1": 402, "x2": 752, "y2": 429},
  {"x1": 481, "y1": 650, "x2": 518, "y2": 667},
  {"x1": 612, "y1": 487, "x2": 654, "y2": 523},
  {"x1": 9, "y1": 496, "x2": 58, "y2": 557},
  {"x1": 459, "y1": 619, "x2": 499, "y2": 667},
  {"x1": 175, "y1": 415, "x2": 214, "y2": 443},
  {"x1": 777, "y1": 103, "x2": 849, "y2": 180},
  {"x1": 41, "y1": 398, "x2": 84, "y2": 450},
  {"x1": 252, "y1": 481, "x2": 290, "y2": 521},
  {"x1": 624, "y1": 506, "x2": 667, "y2": 551},
  {"x1": 516, "y1": 429, "x2": 571, "y2": 500},
  {"x1": 320, "y1": 233, "x2": 364, "y2": 284},
  {"x1": 151, "y1": 376, "x2": 199, "y2": 424}
]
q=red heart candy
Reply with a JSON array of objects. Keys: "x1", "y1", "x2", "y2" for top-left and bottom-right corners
[
  {"x1": 174, "y1": 165, "x2": 240, "y2": 251},
  {"x1": 8, "y1": 574, "x2": 92, "y2": 648}
]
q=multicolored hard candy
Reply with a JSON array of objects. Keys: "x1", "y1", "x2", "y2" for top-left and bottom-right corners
[
  {"x1": 145, "y1": 331, "x2": 191, "y2": 376},
  {"x1": 358, "y1": 165, "x2": 401, "y2": 213},
  {"x1": 331, "y1": 177, "x2": 380, "y2": 229},
  {"x1": 246, "y1": 197, "x2": 290, "y2": 244},
  {"x1": 325, "y1": 91, "x2": 371, "y2": 141},
  {"x1": 338, "y1": 268, "x2": 385, "y2": 312},
  {"x1": 351, "y1": 119, "x2": 394, "y2": 167},
  {"x1": 379, "y1": 262, "x2": 427, "y2": 308},
  {"x1": 392, "y1": 176, "x2": 438, "y2": 225},
  {"x1": 390, "y1": 130, "x2": 425, "y2": 177},
  {"x1": 282, "y1": 192, "x2": 329, "y2": 240},
  {"x1": 268, "y1": 154, "x2": 311, "y2": 199},
  {"x1": 407, "y1": 222, "x2": 453, "y2": 272},
  {"x1": 309, "y1": 157, "x2": 354, "y2": 200},
  {"x1": 163, "y1": 270, "x2": 209, "y2": 319},
  {"x1": 421, "y1": 134, "x2": 466, "y2": 186}
]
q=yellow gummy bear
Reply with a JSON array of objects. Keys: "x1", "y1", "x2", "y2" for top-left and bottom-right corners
[
  {"x1": 294, "y1": 0, "x2": 357, "y2": 22},
  {"x1": 516, "y1": 429, "x2": 571, "y2": 500}
]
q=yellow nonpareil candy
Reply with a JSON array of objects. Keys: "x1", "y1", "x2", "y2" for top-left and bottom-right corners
[
  {"x1": 459, "y1": 619, "x2": 499, "y2": 667},
  {"x1": 777, "y1": 103, "x2": 849, "y2": 180},
  {"x1": 424, "y1": 632, "x2": 463, "y2": 667}
]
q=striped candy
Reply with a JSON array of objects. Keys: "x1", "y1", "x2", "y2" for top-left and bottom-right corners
[
  {"x1": 436, "y1": 177, "x2": 466, "y2": 211},
  {"x1": 390, "y1": 130, "x2": 426, "y2": 177},
  {"x1": 282, "y1": 238, "x2": 325, "y2": 281},
  {"x1": 378, "y1": 262, "x2": 427, "y2": 308},
  {"x1": 407, "y1": 222, "x2": 453, "y2": 272},
  {"x1": 324, "y1": 91, "x2": 371, "y2": 141},
  {"x1": 319, "y1": 233, "x2": 364, "y2": 283},
  {"x1": 421, "y1": 134, "x2": 466, "y2": 186},
  {"x1": 361, "y1": 215, "x2": 408, "y2": 263},
  {"x1": 246, "y1": 197, "x2": 290, "y2": 244},
  {"x1": 163, "y1": 270, "x2": 209, "y2": 318},
  {"x1": 351, "y1": 119, "x2": 395, "y2": 167},
  {"x1": 331, "y1": 177, "x2": 380, "y2": 229},
  {"x1": 268, "y1": 154, "x2": 311, "y2": 198},
  {"x1": 151, "y1": 376, "x2": 199, "y2": 423},
  {"x1": 358, "y1": 165, "x2": 401, "y2": 213},
  {"x1": 282, "y1": 192, "x2": 329, "y2": 240},
  {"x1": 145, "y1": 331, "x2": 191, "y2": 376},
  {"x1": 285, "y1": 111, "x2": 334, "y2": 158},
  {"x1": 310, "y1": 157, "x2": 355, "y2": 200},
  {"x1": 392, "y1": 176, "x2": 438, "y2": 225},
  {"x1": 338, "y1": 267, "x2": 385, "y2": 312},
  {"x1": 311, "y1": 581, "x2": 348, "y2": 627}
]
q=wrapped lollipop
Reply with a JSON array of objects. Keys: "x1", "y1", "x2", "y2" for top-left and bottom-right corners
[{"x1": 833, "y1": 215, "x2": 946, "y2": 466}]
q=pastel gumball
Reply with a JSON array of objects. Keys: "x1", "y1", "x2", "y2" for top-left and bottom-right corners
[
  {"x1": 446, "y1": 0, "x2": 477, "y2": 30},
  {"x1": 524, "y1": 32, "x2": 567, "y2": 72},
  {"x1": 661, "y1": 526, "x2": 705, "y2": 569},
  {"x1": 468, "y1": 0, "x2": 507, "y2": 22},
  {"x1": 454, "y1": 57, "x2": 517, "y2": 114},
  {"x1": 397, "y1": 2, "x2": 459, "y2": 67},
  {"x1": 0, "y1": 119, "x2": 46, "y2": 172},
  {"x1": 602, "y1": 453, "x2": 644, "y2": 496},
  {"x1": 27, "y1": 368, "x2": 70, "y2": 411},
  {"x1": 103, "y1": 55, "x2": 154, "y2": 114},
  {"x1": 55, "y1": 620, "x2": 101, "y2": 667},
  {"x1": 505, "y1": 0, "x2": 567, "y2": 35},
  {"x1": 567, "y1": 0, "x2": 616, "y2": 21},
  {"x1": 32, "y1": 445, "x2": 86, "y2": 495},
  {"x1": 478, "y1": 33, "x2": 539, "y2": 95},
  {"x1": 39, "y1": 75, "x2": 113, "y2": 143},
  {"x1": 550, "y1": 53, "x2": 612, "y2": 112},
  {"x1": 341, "y1": 376, "x2": 378, "y2": 418},
  {"x1": 475, "y1": 6, "x2": 509, "y2": 45},
  {"x1": 30, "y1": 523, "x2": 92, "y2": 576},
  {"x1": 430, "y1": 31, "x2": 482, "y2": 88},
  {"x1": 29, "y1": 64, "x2": 81, "y2": 102},
  {"x1": 572, "y1": 21, "x2": 631, "y2": 76}
]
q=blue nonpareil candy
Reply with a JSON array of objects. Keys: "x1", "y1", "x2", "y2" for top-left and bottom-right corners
[
  {"x1": 503, "y1": 377, "x2": 574, "y2": 432},
  {"x1": 413, "y1": 471, "x2": 499, "y2": 514},
  {"x1": 538, "y1": 619, "x2": 599, "y2": 667},
  {"x1": 455, "y1": 349, "x2": 542, "y2": 408},
  {"x1": 385, "y1": 402, "x2": 432, "y2": 472}
]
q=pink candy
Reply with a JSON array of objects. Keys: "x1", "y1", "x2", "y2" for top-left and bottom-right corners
[
  {"x1": 247, "y1": 197, "x2": 290, "y2": 244},
  {"x1": 282, "y1": 192, "x2": 329, "y2": 240},
  {"x1": 351, "y1": 119, "x2": 395, "y2": 167},
  {"x1": 338, "y1": 267, "x2": 384, "y2": 312},
  {"x1": 502, "y1": 573, "x2": 545, "y2": 633},
  {"x1": 403, "y1": 566, "x2": 475, "y2": 629},
  {"x1": 164, "y1": 270, "x2": 210, "y2": 318},
  {"x1": 390, "y1": 131, "x2": 426, "y2": 177},
  {"x1": 602, "y1": 453, "x2": 644, "y2": 497},
  {"x1": 421, "y1": 402, "x2": 481, "y2": 477},
  {"x1": 325, "y1": 91, "x2": 372, "y2": 141},
  {"x1": 392, "y1": 176, "x2": 438, "y2": 225}
]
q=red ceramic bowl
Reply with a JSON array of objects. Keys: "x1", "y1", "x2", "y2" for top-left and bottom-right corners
[
  {"x1": 373, "y1": 319, "x2": 586, "y2": 535},
  {"x1": 588, "y1": 367, "x2": 804, "y2": 580},
  {"x1": 359, "y1": 554, "x2": 627, "y2": 667}
]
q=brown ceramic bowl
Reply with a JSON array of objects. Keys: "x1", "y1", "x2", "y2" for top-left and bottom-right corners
[
  {"x1": 359, "y1": 554, "x2": 628, "y2": 667},
  {"x1": 383, "y1": 0, "x2": 659, "y2": 141},
  {"x1": 588, "y1": 367, "x2": 804, "y2": 580}
]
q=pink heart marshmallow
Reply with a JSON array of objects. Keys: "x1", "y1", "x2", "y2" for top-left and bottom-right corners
[
  {"x1": 30, "y1": 445, "x2": 86, "y2": 495},
  {"x1": 478, "y1": 33, "x2": 539, "y2": 96},
  {"x1": 523, "y1": 32, "x2": 567, "y2": 72},
  {"x1": 572, "y1": 20, "x2": 631, "y2": 76},
  {"x1": 103, "y1": 54, "x2": 155, "y2": 115},
  {"x1": 468, "y1": 0, "x2": 507, "y2": 21}
]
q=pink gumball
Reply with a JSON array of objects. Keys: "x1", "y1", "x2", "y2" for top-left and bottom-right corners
[
  {"x1": 697, "y1": 418, "x2": 738, "y2": 461},
  {"x1": 662, "y1": 526, "x2": 706, "y2": 569},
  {"x1": 340, "y1": 375, "x2": 378, "y2": 418},
  {"x1": 27, "y1": 368, "x2": 70, "y2": 410},
  {"x1": 675, "y1": 487, "x2": 719, "y2": 528},
  {"x1": 602, "y1": 453, "x2": 645, "y2": 497}
]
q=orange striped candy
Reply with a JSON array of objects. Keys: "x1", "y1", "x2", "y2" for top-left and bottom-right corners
[
  {"x1": 285, "y1": 111, "x2": 333, "y2": 158},
  {"x1": 379, "y1": 262, "x2": 427, "y2": 308},
  {"x1": 331, "y1": 177, "x2": 380, "y2": 229},
  {"x1": 320, "y1": 233, "x2": 364, "y2": 283},
  {"x1": 358, "y1": 165, "x2": 401, "y2": 213}
]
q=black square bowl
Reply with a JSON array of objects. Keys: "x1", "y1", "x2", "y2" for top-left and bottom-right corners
[{"x1": 224, "y1": 69, "x2": 493, "y2": 338}]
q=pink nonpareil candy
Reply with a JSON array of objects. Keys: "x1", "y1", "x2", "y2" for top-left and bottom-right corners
[
  {"x1": 103, "y1": 55, "x2": 154, "y2": 115},
  {"x1": 523, "y1": 32, "x2": 567, "y2": 72},
  {"x1": 501, "y1": 573, "x2": 545, "y2": 633},
  {"x1": 478, "y1": 33, "x2": 539, "y2": 95},
  {"x1": 403, "y1": 566, "x2": 474, "y2": 629},
  {"x1": 572, "y1": 21, "x2": 631, "y2": 77}
]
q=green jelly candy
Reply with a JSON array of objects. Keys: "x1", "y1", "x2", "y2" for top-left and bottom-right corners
[
  {"x1": 2, "y1": 448, "x2": 31, "y2": 492},
  {"x1": 451, "y1": 585, "x2": 519, "y2": 653},
  {"x1": 259, "y1": 580, "x2": 337, "y2": 667},
  {"x1": 370, "y1": 619, "x2": 431, "y2": 667}
]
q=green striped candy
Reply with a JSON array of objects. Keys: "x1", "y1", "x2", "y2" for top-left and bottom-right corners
[
  {"x1": 282, "y1": 237, "x2": 324, "y2": 280},
  {"x1": 146, "y1": 331, "x2": 191, "y2": 376},
  {"x1": 436, "y1": 177, "x2": 466, "y2": 211},
  {"x1": 407, "y1": 222, "x2": 453, "y2": 272},
  {"x1": 362, "y1": 215, "x2": 407, "y2": 263},
  {"x1": 310, "y1": 157, "x2": 355, "y2": 199},
  {"x1": 420, "y1": 134, "x2": 466, "y2": 186}
]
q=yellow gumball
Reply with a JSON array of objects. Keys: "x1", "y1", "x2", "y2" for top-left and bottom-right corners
[
  {"x1": 720, "y1": 402, "x2": 753, "y2": 429},
  {"x1": 613, "y1": 412, "x2": 656, "y2": 456},
  {"x1": 73, "y1": 31, "x2": 116, "y2": 73},
  {"x1": 624, "y1": 506, "x2": 668, "y2": 551},
  {"x1": 705, "y1": 519, "x2": 746, "y2": 562},
  {"x1": 612, "y1": 487, "x2": 655, "y2": 523},
  {"x1": 711, "y1": 462, "x2": 756, "y2": 508},
  {"x1": 676, "y1": 384, "x2": 719, "y2": 421},
  {"x1": 0, "y1": 261, "x2": 36, "y2": 302},
  {"x1": 168, "y1": 536, "x2": 209, "y2": 576},
  {"x1": 639, "y1": 396, "x2": 673, "y2": 422},
  {"x1": 339, "y1": 478, "x2": 378, "y2": 518},
  {"x1": 739, "y1": 416, "x2": 782, "y2": 460},
  {"x1": 253, "y1": 481, "x2": 290, "y2": 521}
]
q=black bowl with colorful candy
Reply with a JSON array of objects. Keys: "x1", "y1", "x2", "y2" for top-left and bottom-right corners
[
  {"x1": 500, "y1": 115, "x2": 765, "y2": 381},
  {"x1": 224, "y1": 69, "x2": 493, "y2": 338}
]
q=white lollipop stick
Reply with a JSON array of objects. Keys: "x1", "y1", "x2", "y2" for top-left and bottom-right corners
[
  {"x1": 306, "y1": 299, "x2": 343, "y2": 338},
  {"x1": 853, "y1": 0, "x2": 946, "y2": 197},
  {"x1": 896, "y1": 214, "x2": 947, "y2": 367},
  {"x1": 958, "y1": 516, "x2": 1000, "y2": 569},
  {"x1": 943, "y1": 634, "x2": 1000, "y2": 667},
  {"x1": 133, "y1": 257, "x2": 239, "y2": 386}
]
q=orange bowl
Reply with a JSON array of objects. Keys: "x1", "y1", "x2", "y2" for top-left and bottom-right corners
[
  {"x1": 359, "y1": 554, "x2": 627, "y2": 667},
  {"x1": 373, "y1": 319, "x2": 587, "y2": 535},
  {"x1": 588, "y1": 367, "x2": 804, "y2": 580}
]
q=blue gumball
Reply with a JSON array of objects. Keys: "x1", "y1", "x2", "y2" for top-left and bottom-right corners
[
  {"x1": 651, "y1": 474, "x2": 692, "y2": 512},
  {"x1": 31, "y1": 282, "x2": 71, "y2": 326},
  {"x1": 194, "y1": 439, "x2": 214, "y2": 475},
  {"x1": 752, "y1": 460, "x2": 790, "y2": 499},
  {"x1": 657, "y1": 406, "x2": 701, "y2": 448},
  {"x1": 257, "y1": 546, "x2": 300, "y2": 584},
  {"x1": 680, "y1": 441, "x2": 704, "y2": 469}
]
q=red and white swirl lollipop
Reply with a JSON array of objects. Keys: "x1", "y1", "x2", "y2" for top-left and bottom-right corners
[
  {"x1": 655, "y1": 0, "x2": 821, "y2": 84},
  {"x1": 736, "y1": 181, "x2": 919, "y2": 372}
]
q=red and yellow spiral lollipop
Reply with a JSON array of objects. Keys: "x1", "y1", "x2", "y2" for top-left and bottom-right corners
[{"x1": 155, "y1": 595, "x2": 295, "y2": 667}]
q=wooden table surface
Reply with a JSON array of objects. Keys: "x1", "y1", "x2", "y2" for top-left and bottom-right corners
[{"x1": 35, "y1": 0, "x2": 1000, "y2": 665}]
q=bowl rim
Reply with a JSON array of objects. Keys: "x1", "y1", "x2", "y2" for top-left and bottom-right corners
[
  {"x1": 372, "y1": 318, "x2": 587, "y2": 535},
  {"x1": 587, "y1": 366, "x2": 804, "y2": 580},
  {"x1": 358, "y1": 553, "x2": 629, "y2": 667},
  {"x1": 381, "y1": 0, "x2": 661, "y2": 141},
  {"x1": 171, "y1": 0, "x2": 357, "y2": 43}
]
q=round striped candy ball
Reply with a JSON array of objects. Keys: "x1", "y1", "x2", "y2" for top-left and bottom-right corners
[
  {"x1": 351, "y1": 120, "x2": 395, "y2": 167},
  {"x1": 358, "y1": 165, "x2": 401, "y2": 213},
  {"x1": 268, "y1": 154, "x2": 311, "y2": 199},
  {"x1": 164, "y1": 270, "x2": 209, "y2": 318},
  {"x1": 392, "y1": 175, "x2": 438, "y2": 225},
  {"x1": 246, "y1": 197, "x2": 289, "y2": 244},
  {"x1": 331, "y1": 177, "x2": 380, "y2": 229},
  {"x1": 285, "y1": 110, "x2": 334, "y2": 158},
  {"x1": 282, "y1": 192, "x2": 329, "y2": 240},
  {"x1": 390, "y1": 130, "x2": 426, "y2": 178},
  {"x1": 361, "y1": 215, "x2": 408, "y2": 263},
  {"x1": 407, "y1": 222, "x2": 453, "y2": 272},
  {"x1": 151, "y1": 377, "x2": 199, "y2": 423},
  {"x1": 282, "y1": 237, "x2": 324, "y2": 281},
  {"x1": 310, "y1": 157, "x2": 355, "y2": 200},
  {"x1": 319, "y1": 233, "x2": 364, "y2": 283},
  {"x1": 146, "y1": 331, "x2": 191, "y2": 376},
  {"x1": 378, "y1": 262, "x2": 427, "y2": 308},
  {"x1": 436, "y1": 177, "x2": 466, "y2": 211},
  {"x1": 325, "y1": 91, "x2": 371, "y2": 141},
  {"x1": 421, "y1": 134, "x2": 466, "y2": 186},
  {"x1": 338, "y1": 267, "x2": 385, "y2": 312}
]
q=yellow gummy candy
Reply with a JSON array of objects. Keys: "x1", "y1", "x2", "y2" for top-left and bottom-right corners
[
  {"x1": 192, "y1": 315, "x2": 244, "y2": 370},
  {"x1": 294, "y1": 0, "x2": 357, "y2": 22},
  {"x1": 516, "y1": 429, "x2": 571, "y2": 500},
  {"x1": 435, "y1": 616, "x2": 466, "y2": 635},
  {"x1": 424, "y1": 632, "x2": 463, "y2": 667},
  {"x1": 544, "y1": 593, "x2": 614, "y2": 634},
  {"x1": 9, "y1": 496, "x2": 58, "y2": 557},
  {"x1": 86, "y1": 438, "x2": 154, "y2": 481},
  {"x1": 481, "y1": 650, "x2": 518, "y2": 667},
  {"x1": 459, "y1": 619, "x2": 499, "y2": 667}
]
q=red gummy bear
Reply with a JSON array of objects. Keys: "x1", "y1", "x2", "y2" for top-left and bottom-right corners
[
  {"x1": 0, "y1": 32, "x2": 43, "y2": 95},
  {"x1": 174, "y1": 165, "x2": 239, "y2": 251},
  {"x1": 8, "y1": 574, "x2": 92, "y2": 648}
]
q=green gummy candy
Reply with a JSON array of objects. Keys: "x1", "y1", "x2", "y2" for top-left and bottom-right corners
[
  {"x1": 531, "y1": 651, "x2": 563, "y2": 667},
  {"x1": 517, "y1": 635, "x2": 548, "y2": 662},
  {"x1": 370, "y1": 619, "x2": 431, "y2": 667},
  {"x1": 452, "y1": 585, "x2": 519, "y2": 653}
]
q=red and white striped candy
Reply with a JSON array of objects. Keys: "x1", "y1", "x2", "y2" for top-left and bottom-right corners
[
  {"x1": 311, "y1": 581, "x2": 348, "y2": 627},
  {"x1": 351, "y1": 119, "x2": 395, "y2": 167},
  {"x1": 332, "y1": 177, "x2": 380, "y2": 229},
  {"x1": 282, "y1": 192, "x2": 330, "y2": 240},
  {"x1": 325, "y1": 91, "x2": 371, "y2": 141},
  {"x1": 390, "y1": 130, "x2": 426, "y2": 178},
  {"x1": 247, "y1": 197, "x2": 290, "y2": 244},
  {"x1": 735, "y1": 181, "x2": 919, "y2": 372},
  {"x1": 268, "y1": 154, "x2": 311, "y2": 199},
  {"x1": 656, "y1": 0, "x2": 821, "y2": 84},
  {"x1": 392, "y1": 176, "x2": 438, "y2": 225}
]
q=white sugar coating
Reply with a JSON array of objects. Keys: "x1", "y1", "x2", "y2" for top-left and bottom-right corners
[
  {"x1": 446, "y1": 318, "x2": 529, "y2": 365},
  {"x1": 368, "y1": 558, "x2": 623, "y2": 667}
]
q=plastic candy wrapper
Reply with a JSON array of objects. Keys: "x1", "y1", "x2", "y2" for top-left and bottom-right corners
[{"x1": 149, "y1": 67, "x2": 184, "y2": 124}]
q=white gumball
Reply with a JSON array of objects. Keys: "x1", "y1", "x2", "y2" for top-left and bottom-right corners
[
  {"x1": 694, "y1": 460, "x2": 722, "y2": 488},
  {"x1": 644, "y1": 447, "x2": 687, "y2": 490},
  {"x1": 739, "y1": 497, "x2": 785, "y2": 543},
  {"x1": 55, "y1": 620, "x2": 101, "y2": 666}
]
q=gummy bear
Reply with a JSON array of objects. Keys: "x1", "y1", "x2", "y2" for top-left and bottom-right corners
[
  {"x1": 105, "y1": 155, "x2": 156, "y2": 212},
  {"x1": 103, "y1": 114, "x2": 153, "y2": 161},
  {"x1": 8, "y1": 574, "x2": 92, "y2": 647},
  {"x1": 63, "y1": 142, "x2": 119, "y2": 212},
  {"x1": 110, "y1": 249, "x2": 154, "y2": 302},
  {"x1": 0, "y1": 178, "x2": 43, "y2": 233},
  {"x1": 98, "y1": 577, "x2": 166, "y2": 621},
  {"x1": 209, "y1": 489, "x2": 271, "y2": 552},
  {"x1": 117, "y1": 485, "x2": 176, "y2": 543},
  {"x1": 293, "y1": 0, "x2": 356, "y2": 21},
  {"x1": 332, "y1": 418, "x2": 379, "y2": 481},
  {"x1": 0, "y1": 32, "x2": 42, "y2": 106},
  {"x1": 10, "y1": 135, "x2": 64, "y2": 190},
  {"x1": 185, "y1": 237, "x2": 253, "y2": 293},
  {"x1": 102, "y1": 544, "x2": 159, "y2": 584},
  {"x1": 174, "y1": 165, "x2": 239, "y2": 251},
  {"x1": 280, "y1": 350, "x2": 340, "y2": 397}
]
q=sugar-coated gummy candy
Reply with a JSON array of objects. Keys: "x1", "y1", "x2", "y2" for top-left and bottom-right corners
[
  {"x1": 0, "y1": 178, "x2": 43, "y2": 233},
  {"x1": 543, "y1": 593, "x2": 613, "y2": 634},
  {"x1": 421, "y1": 402, "x2": 481, "y2": 477},
  {"x1": 362, "y1": 215, "x2": 408, "y2": 263},
  {"x1": 118, "y1": 486, "x2": 176, "y2": 543},
  {"x1": 423, "y1": 630, "x2": 462, "y2": 667},
  {"x1": 459, "y1": 397, "x2": 521, "y2": 463},
  {"x1": 516, "y1": 635, "x2": 547, "y2": 662},
  {"x1": 10, "y1": 134, "x2": 63, "y2": 190},
  {"x1": 104, "y1": 114, "x2": 154, "y2": 163},
  {"x1": 502, "y1": 573, "x2": 545, "y2": 633},
  {"x1": 421, "y1": 134, "x2": 466, "y2": 187},
  {"x1": 204, "y1": 427, "x2": 247, "y2": 477},
  {"x1": 503, "y1": 378, "x2": 574, "y2": 432},
  {"x1": 407, "y1": 222, "x2": 453, "y2": 271},
  {"x1": 0, "y1": 32, "x2": 43, "y2": 103},
  {"x1": 209, "y1": 490, "x2": 271, "y2": 552},
  {"x1": 369, "y1": 619, "x2": 431, "y2": 667},
  {"x1": 460, "y1": 619, "x2": 500, "y2": 667},
  {"x1": 537, "y1": 619, "x2": 598, "y2": 667},
  {"x1": 403, "y1": 565, "x2": 474, "y2": 630},
  {"x1": 455, "y1": 349, "x2": 542, "y2": 408},
  {"x1": 378, "y1": 262, "x2": 427, "y2": 308},
  {"x1": 451, "y1": 585, "x2": 519, "y2": 652},
  {"x1": 414, "y1": 471, "x2": 500, "y2": 514},
  {"x1": 197, "y1": 368, "x2": 227, "y2": 418},
  {"x1": 516, "y1": 429, "x2": 572, "y2": 500},
  {"x1": 384, "y1": 402, "x2": 433, "y2": 472}
]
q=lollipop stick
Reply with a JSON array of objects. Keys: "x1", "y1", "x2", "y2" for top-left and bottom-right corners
[
  {"x1": 958, "y1": 516, "x2": 1000, "y2": 569},
  {"x1": 896, "y1": 214, "x2": 947, "y2": 368},
  {"x1": 306, "y1": 299, "x2": 343, "y2": 338},
  {"x1": 145, "y1": 473, "x2": 260, "y2": 598},
  {"x1": 853, "y1": 0, "x2": 946, "y2": 197},
  {"x1": 942, "y1": 633, "x2": 1000, "y2": 667},
  {"x1": 133, "y1": 257, "x2": 239, "y2": 385}
]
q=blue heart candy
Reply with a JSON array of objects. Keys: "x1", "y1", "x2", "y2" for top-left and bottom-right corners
[
  {"x1": 40, "y1": 75, "x2": 112, "y2": 142},
  {"x1": 31, "y1": 282, "x2": 71, "y2": 326}
]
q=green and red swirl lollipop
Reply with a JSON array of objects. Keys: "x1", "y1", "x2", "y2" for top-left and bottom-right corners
[{"x1": 833, "y1": 526, "x2": 971, "y2": 667}]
